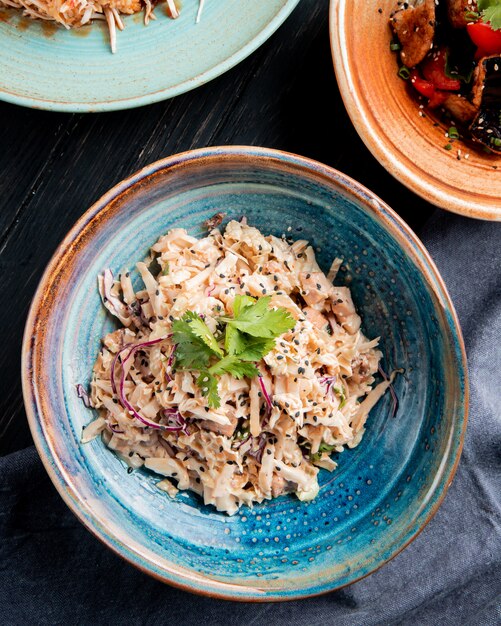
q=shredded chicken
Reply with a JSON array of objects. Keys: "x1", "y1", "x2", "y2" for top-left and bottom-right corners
[
  {"x1": 0, "y1": 0, "x2": 205, "y2": 53},
  {"x1": 83, "y1": 219, "x2": 395, "y2": 515}
]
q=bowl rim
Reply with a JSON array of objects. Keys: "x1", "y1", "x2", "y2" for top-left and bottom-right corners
[
  {"x1": 0, "y1": 0, "x2": 300, "y2": 113},
  {"x1": 21, "y1": 145, "x2": 469, "y2": 601},
  {"x1": 329, "y1": 0, "x2": 501, "y2": 222}
]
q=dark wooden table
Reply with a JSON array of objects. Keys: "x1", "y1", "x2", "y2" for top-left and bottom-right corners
[{"x1": 0, "y1": 0, "x2": 435, "y2": 456}]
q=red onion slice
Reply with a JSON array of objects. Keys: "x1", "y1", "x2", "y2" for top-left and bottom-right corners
[
  {"x1": 111, "y1": 337, "x2": 172, "y2": 430},
  {"x1": 76, "y1": 384, "x2": 92, "y2": 408},
  {"x1": 258, "y1": 374, "x2": 273, "y2": 412}
]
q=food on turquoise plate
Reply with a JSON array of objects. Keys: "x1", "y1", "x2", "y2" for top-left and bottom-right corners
[
  {"x1": 0, "y1": 0, "x2": 205, "y2": 52},
  {"x1": 81, "y1": 219, "x2": 398, "y2": 515},
  {"x1": 390, "y1": 0, "x2": 501, "y2": 153}
]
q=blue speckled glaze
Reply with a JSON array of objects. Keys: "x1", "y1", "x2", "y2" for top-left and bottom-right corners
[
  {"x1": 22, "y1": 147, "x2": 468, "y2": 600},
  {"x1": 0, "y1": 0, "x2": 299, "y2": 112}
]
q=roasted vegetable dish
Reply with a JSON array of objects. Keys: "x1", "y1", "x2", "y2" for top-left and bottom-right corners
[{"x1": 390, "y1": 0, "x2": 501, "y2": 153}]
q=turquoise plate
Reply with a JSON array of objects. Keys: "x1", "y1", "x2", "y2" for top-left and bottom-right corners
[
  {"x1": 22, "y1": 147, "x2": 468, "y2": 600},
  {"x1": 0, "y1": 0, "x2": 299, "y2": 112}
]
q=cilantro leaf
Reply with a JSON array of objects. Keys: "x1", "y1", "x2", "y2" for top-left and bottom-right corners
[
  {"x1": 173, "y1": 296, "x2": 294, "y2": 408},
  {"x1": 224, "y1": 323, "x2": 247, "y2": 355},
  {"x1": 236, "y1": 336, "x2": 277, "y2": 361},
  {"x1": 171, "y1": 317, "x2": 216, "y2": 370},
  {"x1": 479, "y1": 0, "x2": 501, "y2": 30},
  {"x1": 209, "y1": 355, "x2": 260, "y2": 380},
  {"x1": 232, "y1": 294, "x2": 256, "y2": 317},
  {"x1": 196, "y1": 370, "x2": 220, "y2": 408},
  {"x1": 224, "y1": 323, "x2": 276, "y2": 360},
  {"x1": 223, "y1": 295, "x2": 295, "y2": 339},
  {"x1": 181, "y1": 311, "x2": 223, "y2": 356}
]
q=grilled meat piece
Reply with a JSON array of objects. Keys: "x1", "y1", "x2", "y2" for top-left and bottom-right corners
[
  {"x1": 390, "y1": 0, "x2": 436, "y2": 68},
  {"x1": 446, "y1": 0, "x2": 478, "y2": 29},
  {"x1": 443, "y1": 93, "x2": 478, "y2": 123}
]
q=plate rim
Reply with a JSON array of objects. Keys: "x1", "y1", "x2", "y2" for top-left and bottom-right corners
[
  {"x1": 329, "y1": 0, "x2": 501, "y2": 222},
  {"x1": 21, "y1": 145, "x2": 469, "y2": 600},
  {"x1": 0, "y1": 0, "x2": 300, "y2": 112}
]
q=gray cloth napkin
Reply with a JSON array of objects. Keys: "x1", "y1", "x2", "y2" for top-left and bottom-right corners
[{"x1": 1, "y1": 210, "x2": 500, "y2": 625}]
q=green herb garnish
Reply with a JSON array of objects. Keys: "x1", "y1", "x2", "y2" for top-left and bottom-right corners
[
  {"x1": 172, "y1": 295, "x2": 295, "y2": 408},
  {"x1": 398, "y1": 66, "x2": 410, "y2": 80},
  {"x1": 465, "y1": 10, "x2": 480, "y2": 22},
  {"x1": 448, "y1": 126, "x2": 460, "y2": 140},
  {"x1": 444, "y1": 143, "x2": 453, "y2": 151},
  {"x1": 310, "y1": 441, "x2": 337, "y2": 463},
  {"x1": 333, "y1": 386, "x2": 347, "y2": 409},
  {"x1": 390, "y1": 41, "x2": 401, "y2": 52},
  {"x1": 490, "y1": 137, "x2": 501, "y2": 147},
  {"x1": 478, "y1": 0, "x2": 501, "y2": 31}
]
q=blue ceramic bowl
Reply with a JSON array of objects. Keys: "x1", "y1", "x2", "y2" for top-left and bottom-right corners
[
  {"x1": 0, "y1": 0, "x2": 299, "y2": 112},
  {"x1": 22, "y1": 147, "x2": 468, "y2": 600}
]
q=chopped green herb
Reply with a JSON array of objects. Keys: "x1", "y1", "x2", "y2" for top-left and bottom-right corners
[
  {"x1": 465, "y1": 10, "x2": 480, "y2": 22},
  {"x1": 490, "y1": 137, "x2": 501, "y2": 147},
  {"x1": 162, "y1": 262, "x2": 170, "y2": 276},
  {"x1": 444, "y1": 143, "x2": 453, "y2": 151},
  {"x1": 398, "y1": 66, "x2": 411, "y2": 80},
  {"x1": 333, "y1": 386, "x2": 347, "y2": 409},
  {"x1": 390, "y1": 41, "x2": 401, "y2": 52},
  {"x1": 448, "y1": 126, "x2": 460, "y2": 140},
  {"x1": 310, "y1": 441, "x2": 337, "y2": 463}
]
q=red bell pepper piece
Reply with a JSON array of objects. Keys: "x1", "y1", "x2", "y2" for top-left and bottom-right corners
[
  {"x1": 467, "y1": 22, "x2": 501, "y2": 56},
  {"x1": 421, "y1": 47, "x2": 461, "y2": 91},
  {"x1": 428, "y1": 90, "x2": 448, "y2": 109},
  {"x1": 410, "y1": 69, "x2": 436, "y2": 98}
]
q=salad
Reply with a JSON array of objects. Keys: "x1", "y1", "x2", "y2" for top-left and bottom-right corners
[
  {"x1": 80, "y1": 218, "x2": 398, "y2": 515},
  {"x1": 390, "y1": 0, "x2": 501, "y2": 153},
  {"x1": 0, "y1": 0, "x2": 205, "y2": 53}
]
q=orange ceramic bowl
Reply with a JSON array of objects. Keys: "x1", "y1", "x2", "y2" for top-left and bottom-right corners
[{"x1": 330, "y1": 0, "x2": 501, "y2": 221}]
